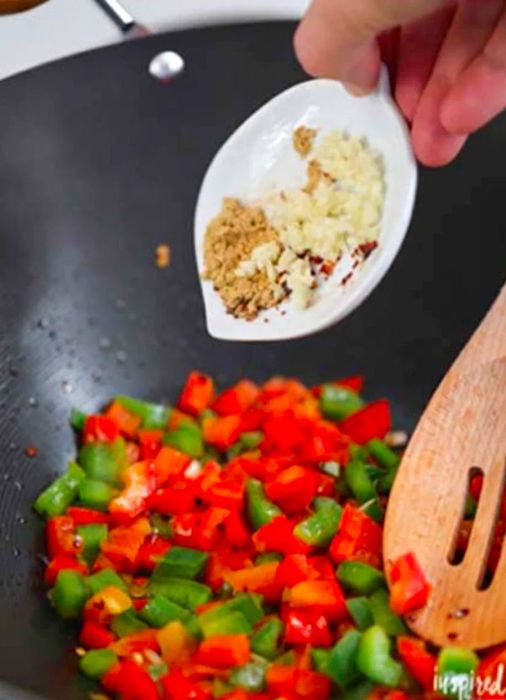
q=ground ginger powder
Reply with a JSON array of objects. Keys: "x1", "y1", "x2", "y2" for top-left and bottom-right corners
[{"x1": 202, "y1": 198, "x2": 286, "y2": 320}]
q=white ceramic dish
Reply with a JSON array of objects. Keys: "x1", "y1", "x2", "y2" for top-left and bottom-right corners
[{"x1": 195, "y1": 69, "x2": 417, "y2": 342}]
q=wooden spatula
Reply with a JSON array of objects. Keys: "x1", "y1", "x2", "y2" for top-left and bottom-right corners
[{"x1": 383, "y1": 285, "x2": 506, "y2": 649}]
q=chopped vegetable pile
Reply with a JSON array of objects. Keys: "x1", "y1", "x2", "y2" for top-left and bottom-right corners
[{"x1": 33, "y1": 373, "x2": 500, "y2": 700}]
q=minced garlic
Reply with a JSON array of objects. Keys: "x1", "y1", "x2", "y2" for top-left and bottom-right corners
[{"x1": 203, "y1": 128, "x2": 384, "y2": 319}]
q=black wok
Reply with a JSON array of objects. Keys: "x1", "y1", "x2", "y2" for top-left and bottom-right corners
[{"x1": 0, "y1": 21, "x2": 504, "y2": 700}]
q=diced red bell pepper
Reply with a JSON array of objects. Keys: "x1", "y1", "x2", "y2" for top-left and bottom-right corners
[
  {"x1": 282, "y1": 607, "x2": 332, "y2": 647},
  {"x1": 253, "y1": 516, "x2": 310, "y2": 556},
  {"x1": 44, "y1": 555, "x2": 88, "y2": 585},
  {"x1": 106, "y1": 401, "x2": 141, "y2": 439},
  {"x1": 265, "y1": 466, "x2": 319, "y2": 514},
  {"x1": 112, "y1": 629, "x2": 159, "y2": 656},
  {"x1": 389, "y1": 551, "x2": 431, "y2": 615},
  {"x1": 212, "y1": 380, "x2": 259, "y2": 416},
  {"x1": 315, "y1": 473, "x2": 337, "y2": 497},
  {"x1": 83, "y1": 415, "x2": 120, "y2": 443},
  {"x1": 161, "y1": 669, "x2": 212, "y2": 700},
  {"x1": 109, "y1": 460, "x2": 157, "y2": 520},
  {"x1": 102, "y1": 660, "x2": 158, "y2": 700},
  {"x1": 202, "y1": 415, "x2": 242, "y2": 451},
  {"x1": 194, "y1": 635, "x2": 250, "y2": 668},
  {"x1": 266, "y1": 664, "x2": 331, "y2": 700},
  {"x1": 204, "y1": 478, "x2": 245, "y2": 510},
  {"x1": 224, "y1": 509, "x2": 251, "y2": 549},
  {"x1": 262, "y1": 414, "x2": 307, "y2": 454},
  {"x1": 138, "y1": 429, "x2": 164, "y2": 460},
  {"x1": 397, "y1": 636, "x2": 437, "y2": 691},
  {"x1": 91, "y1": 552, "x2": 118, "y2": 573},
  {"x1": 66, "y1": 507, "x2": 109, "y2": 526},
  {"x1": 276, "y1": 554, "x2": 321, "y2": 588},
  {"x1": 136, "y1": 536, "x2": 172, "y2": 571},
  {"x1": 302, "y1": 419, "x2": 349, "y2": 464},
  {"x1": 330, "y1": 504, "x2": 383, "y2": 567},
  {"x1": 314, "y1": 375, "x2": 364, "y2": 397},
  {"x1": 224, "y1": 562, "x2": 282, "y2": 603},
  {"x1": 178, "y1": 371, "x2": 215, "y2": 416},
  {"x1": 287, "y1": 580, "x2": 347, "y2": 621},
  {"x1": 172, "y1": 507, "x2": 230, "y2": 551},
  {"x1": 46, "y1": 516, "x2": 79, "y2": 558},
  {"x1": 340, "y1": 399, "x2": 391, "y2": 444},
  {"x1": 79, "y1": 620, "x2": 116, "y2": 649},
  {"x1": 148, "y1": 482, "x2": 197, "y2": 516}
]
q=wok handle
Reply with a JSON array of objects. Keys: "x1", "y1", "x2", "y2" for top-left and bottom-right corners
[{"x1": 93, "y1": 0, "x2": 136, "y2": 33}]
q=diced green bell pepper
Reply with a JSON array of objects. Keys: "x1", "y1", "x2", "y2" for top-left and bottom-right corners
[
  {"x1": 228, "y1": 431, "x2": 265, "y2": 458},
  {"x1": 346, "y1": 597, "x2": 374, "y2": 631},
  {"x1": 230, "y1": 661, "x2": 266, "y2": 692},
  {"x1": 76, "y1": 523, "x2": 108, "y2": 566},
  {"x1": 150, "y1": 513, "x2": 173, "y2": 539},
  {"x1": 320, "y1": 385, "x2": 364, "y2": 420},
  {"x1": 139, "y1": 595, "x2": 193, "y2": 628},
  {"x1": 311, "y1": 648, "x2": 331, "y2": 674},
  {"x1": 367, "y1": 439, "x2": 400, "y2": 471},
  {"x1": 201, "y1": 611, "x2": 251, "y2": 638},
  {"x1": 326, "y1": 630, "x2": 363, "y2": 687},
  {"x1": 149, "y1": 577, "x2": 212, "y2": 610},
  {"x1": 293, "y1": 497, "x2": 342, "y2": 546},
  {"x1": 360, "y1": 499, "x2": 385, "y2": 524},
  {"x1": 70, "y1": 408, "x2": 87, "y2": 431},
  {"x1": 337, "y1": 561, "x2": 385, "y2": 595},
  {"x1": 110, "y1": 608, "x2": 148, "y2": 637},
  {"x1": 78, "y1": 478, "x2": 117, "y2": 511},
  {"x1": 251, "y1": 618, "x2": 283, "y2": 660},
  {"x1": 34, "y1": 462, "x2": 85, "y2": 519},
  {"x1": 51, "y1": 570, "x2": 89, "y2": 619},
  {"x1": 79, "y1": 649, "x2": 118, "y2": 679},
  {"x1": 349, "y1": 444, "x2": 370, "y2": 461},
  {"x1": 344, "y1": 460, "x2": 377, "y2": 503},
  {"x1": 198, "y1": 593, "x2": 264, "y2": 628},
  {"x1": 213, "y1": 679, "x2": 233, "y2": 697},
  {"x1": 148, "y1": 661, "x2": 168, "y2": 682},
  {"x1": 368, "y1": 589, "x2": 407, "y2": 636},
  {"x1": 246, "y1": 479, "x2": 282, "y2": 530},
  {"x1": 87, "y1": 568, "x2": 127, "y2": 595},
  {"x1": 115, "y1": 395, "x2": 170, "y2": 429},
  {"x1": 275, "y1": 650, "x2": 297, "y2": 666},
  {"x1": 436, "y1": 647, "x2": 479, "y2": 699},
  {"x1": 152, "y1": 546, "x2": 208, "y2": 581},
  {"x1": 163, "y1": 423, "x2": 204, "y2": 458},
  {"x1": 343, "y1": 681, "x2": 375, "y2": 700},
  {"x1": 79, "y1": 438, "x2": 127, "y2": 486},
  {"x1": 356, "y1": 625, "x2": 403, "y2": 687}
]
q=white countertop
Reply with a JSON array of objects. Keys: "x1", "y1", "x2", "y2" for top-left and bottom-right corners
[{"x1": 0, "y1": 0, "x2": 308, "y2": 81}]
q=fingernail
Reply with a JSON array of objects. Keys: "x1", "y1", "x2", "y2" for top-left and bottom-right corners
[{"x1": 343, "y1": 82, "x2": 370, "y2": 97}]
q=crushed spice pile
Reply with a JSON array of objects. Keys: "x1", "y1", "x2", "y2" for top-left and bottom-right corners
[
  {"x1": 203, "y1": 128, "x2": 384, "y2": 320},
  {"x1": 202, "y1": 199, "x2": 286, "y2": 320}
]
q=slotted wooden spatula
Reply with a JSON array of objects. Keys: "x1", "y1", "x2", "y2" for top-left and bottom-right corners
[{"x1": 384, "y1": 285, "x2": 506, "y2": 649}]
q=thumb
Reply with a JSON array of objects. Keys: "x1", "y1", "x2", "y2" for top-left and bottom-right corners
[{"x1": 294, "y1": 0, "x2": 449, "y2": 93}]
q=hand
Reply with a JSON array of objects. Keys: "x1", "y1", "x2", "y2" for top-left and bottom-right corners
[{"x1": 294, "y1": 0, "x2": 506, "y2": 166}]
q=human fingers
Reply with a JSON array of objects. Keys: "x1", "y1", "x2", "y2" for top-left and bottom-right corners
[
  {"x1": 411, "y1": 0, "x2": 503, "y2": 165},
  {"x1": 441, "y1": 5, "x2": 506, "y2": 133},
  {"x1": 294, "y1": 0, "x2": 448, "y2": 94},
  {"x1": 395, "y1": 4, "x2": 456, "y2": 123}
]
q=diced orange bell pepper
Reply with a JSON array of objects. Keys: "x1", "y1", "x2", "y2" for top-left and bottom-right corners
[
  {"x1": 194, "y1": 635, "x2": 250, "y2": 668},
  {"x1": 287, "y1": 580, "x2": 347, "y2": 621},
  {"x1": 158, "y1": 620, "x2": 195, "y2": 665},
  {"x1": 330, "y1": 503, "x2": 383, "y2": 567},
  {"x1": 109, "y1": 460, "x2": 156, "y2": 520},
  {"x1": 112, "y1": 629, "x2": 159, "y2": 656},
  {"x1": 202, "y1": 415, "x2": 242, "y2": 451},
  {"x1": 178, "y1": 371, "x2": 215, "y2": 416},
  {"x1": 389, "y1": 551, "x2": 431, "y2": 615},
  {"x1": 101, "y1": 518, "x2": 150, "y2": 570},
  {"x1": 224, "y1": 562, "x2": 282, "y2": 602},
  {"x1": 106, "y1": 401, "x2": 141, "y2": 438},
  {"x1": 84, "y1": 586, "x2": 131, "y2": 624},
  {"x1": 154, "y1": 446, "x2": 191, "y2": 483}
]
